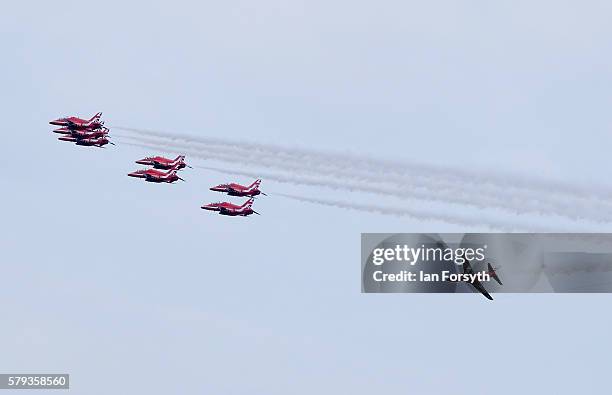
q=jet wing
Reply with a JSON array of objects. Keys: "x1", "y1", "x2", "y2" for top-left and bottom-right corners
[
  {"x1": 463, "y1": 257, "x2": 493, "y2": 300},
  {"x1": 469, "y1": 279, "x2": 494, "y2": 301}
]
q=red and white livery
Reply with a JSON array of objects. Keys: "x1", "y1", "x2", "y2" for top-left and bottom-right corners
[
  {"x1": 54, "y1": 127, "x2": 110, "y2": 139},
  {"x1": 127, "y1": 168, "x2": 184, "y2": 183},
  {"x1": 201, "y1": 198, "x2": 258, "y2": 216},
  {"x1": 50, "y1": 112, "x2": 104, "y2": 130},
  {"x1": 135, "y1": 155, "x2": 190, "y2": 170},
  {"x1": 210, "y1": 179, "x2": 265, "y2": 197},
  {"x1": 58, "y1": 135, "x2": 113, "y2": 147}
]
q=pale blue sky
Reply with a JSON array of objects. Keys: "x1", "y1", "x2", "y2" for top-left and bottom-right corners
[{"x1": 1, "y1": 1, "x2": 612, "y2": 393}]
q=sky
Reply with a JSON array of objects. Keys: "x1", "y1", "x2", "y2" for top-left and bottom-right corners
[{"x1": 1, "y1": 1, "x2": 612, "y2": 393}]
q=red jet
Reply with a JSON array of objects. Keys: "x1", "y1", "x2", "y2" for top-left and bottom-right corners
[
  {"x1": 50, "y1": 112, "x2": 104, "y2": 130},
  {"x1": 58, "y1": 136, "x2": 114, "y2": 147},
  {"x1": 53, "y1": 126, "x2": 109, "y2": 137},
  {"x1": 210, "y1": 179, "x2": 266, "y2": 197},
  {"x1": 127, "y1": 168, "x2": 184, "y2": 183},
  {"x1": 201, "y1": 198, "x2": 259, "y2": 216},
  {"x1": 72, "y1": 128, "x2": 110, "y2": 139},
  {"x1": 135, "y1": 155, "x2": 191, "y2": 170}
]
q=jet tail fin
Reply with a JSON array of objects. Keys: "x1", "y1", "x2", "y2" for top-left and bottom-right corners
[
  {"x1": 246, "y1": 179, "x2": 262, "y2": 192},
  {"x1": 488, "y1": 263, "x2": 503, "y2": 285},
  {"x1": 241, "y1": 197, "x2": 255, "y2": 208},
  {"x1": 89, "y1": 112, "x2": 102, "y2": 122}
]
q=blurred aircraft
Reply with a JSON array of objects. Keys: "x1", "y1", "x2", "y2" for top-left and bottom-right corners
[{"x1": 461, "y1": 259, "x2": 502, "y2": 300}]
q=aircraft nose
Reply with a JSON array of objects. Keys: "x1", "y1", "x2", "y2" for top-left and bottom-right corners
[
  {"x1": 135, "y1": 159, "x2": 148, "y2": 165},
  {"x1": 209, "y1": 187, "x2": 222, "y2": 191}
]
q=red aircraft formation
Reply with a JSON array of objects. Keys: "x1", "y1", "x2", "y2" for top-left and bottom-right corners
[
  {"x1": 128, "y1": 155, "x2": 189, "y2": 183},
  {"x1": 202, "y1": 179, "x2": 265, "y2": 216},
  {"x1": 49, "y1": 112, "x2": 264, "y2": 218},
  {"x1": 49, "y1": 112, "x2": 113, "y2": 147}
]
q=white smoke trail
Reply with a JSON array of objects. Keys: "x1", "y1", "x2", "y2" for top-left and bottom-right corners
[
  {"x1": 197, "y1": 162, "x2": 597, "y2": 225},
  {"x1": 117, "y1": 132, "x2": 612, "y2": 223},
  {"x1": 115, "y1": 126, "x2": 612, "y2": 198},
  {"x1": 122, "y1": 139, "x2": 542, "y2": 216},
  {"x1": 274, "y1": 193, "x2": 559, "y2": 232},
  {"x1": 198, "y1": 164, "x2": 609, "y2": 232},
  {"x1": 120, "y1": 140, "x2": 601, "y2": 231},
  {"x1": 116, "y1": 127, "x2": 612, "y2": 208}
]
